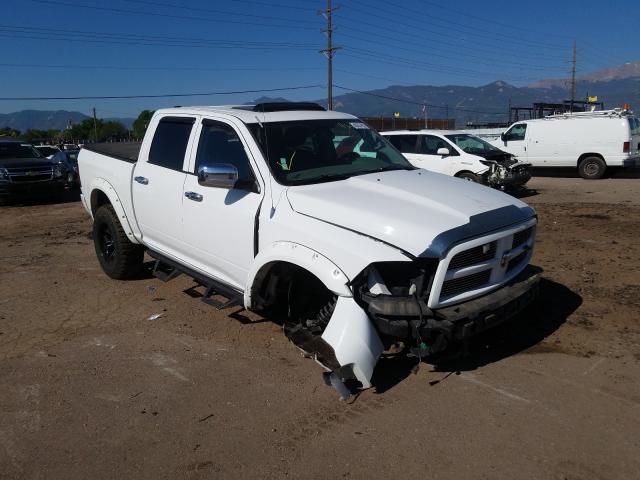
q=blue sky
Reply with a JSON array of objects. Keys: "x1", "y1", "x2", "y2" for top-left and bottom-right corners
[{"x1": 1, "y1": 0, "x2": 638, "y2": 118}]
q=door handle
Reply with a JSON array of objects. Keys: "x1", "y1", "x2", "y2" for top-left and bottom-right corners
[
  {"x1": 134, "y1": 176, "x2": 149, "y2": 185},
  {"x1": 184, "y1": 191, "x2": 203, "y2": 202}
]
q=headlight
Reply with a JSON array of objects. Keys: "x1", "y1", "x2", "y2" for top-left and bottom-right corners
[
  {"x1": 53, "y1": 165, "x2": 63, "y2": 178},
  {"x1": 0, "y1": 167, "x2": 9, "y2": 181}
]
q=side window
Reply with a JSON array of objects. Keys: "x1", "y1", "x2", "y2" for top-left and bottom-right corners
[
  {"x1": 505, "y1": 124, "x2": 527, "y2": 141},
  {"x1": 148, "y1": 117, "x2": 195, "y2": 171},
  {"x1": 386, "y1": 135, "x2": 418, "y2": 153},
  {"x1": 420, "y1": 135, "x2": 456, "y2": 155},
  {"x1": 195, "y1": 120, "x2": 256, "y2": 186}
]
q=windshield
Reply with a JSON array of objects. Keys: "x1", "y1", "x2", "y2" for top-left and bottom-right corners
[
  {"x1": 0, "y1": 142, "x2": 44, "y2": 160},
  {"x1": 248, "y1": 119, "x2": 414, "y2": 186},
  {"x1": 36, "y1": 146, "x2": 58, "y2": 157},
  {"x1": 444, "y1": 134, "x2": 501, "y2": 154}
]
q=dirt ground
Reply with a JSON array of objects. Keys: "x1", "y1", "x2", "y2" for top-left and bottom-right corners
[{"x1": 1, "y1": 176, "x2": 639, "y2": 480}]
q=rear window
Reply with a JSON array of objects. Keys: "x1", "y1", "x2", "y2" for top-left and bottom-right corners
[
  {"x1": 628, "y1": 117, "x2": 640, "y2": 135},
  {"x1": 148, "y1": 117, "x2": 195, "y2": 171},
  {"x1": 385, "y1": 134, "x2": 418, "y2": 153}
]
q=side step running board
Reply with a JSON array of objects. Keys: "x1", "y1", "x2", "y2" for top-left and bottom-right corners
[{"x1": 147, "y1": 250, "x2": 243, "y2": 311}]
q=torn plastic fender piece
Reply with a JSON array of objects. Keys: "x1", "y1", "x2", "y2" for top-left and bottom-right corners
[{"x1": 321, "y1": 296, "x2": 384, "y2": 389}]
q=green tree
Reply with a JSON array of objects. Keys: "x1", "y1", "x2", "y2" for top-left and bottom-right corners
[
  {"x1": 0, "y1": 127, "x2": 20, "y2": 138},
  {"x1": 132, "y1": 110, "x2": 154, "y2": 139}
]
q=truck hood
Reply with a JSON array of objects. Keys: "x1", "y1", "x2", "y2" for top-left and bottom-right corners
[
  {"x1": 286, "y1": 169, "x2": 535, "y2": 258},
  {"x1": 0, "y1": 158, "x2": 57, "y2": 169}
]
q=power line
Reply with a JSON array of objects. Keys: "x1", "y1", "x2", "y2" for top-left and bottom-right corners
[
  {"x1": 0, "y1": 84, "x2": 324, "y2": 101},
  {"x1": 342, "y1": 0, "x2": 568, "y2": 52},
  {"x1": 333, "y1": 21, "x2": 569, "y2": 63},
  {"x1": 224, "y1": 0, "x2": 310, "y2": 10},
  {"x1": 332, "y1": 84, "x2": 507, "y2": 115},
  {"x1": 0, "y1": 31, "x2": 316, "y2": 50},
  {"x1": 122, "y1": 0, "x2": 317, "y2": 25},
  {"x1": 344, "y1": 46, "x2": 556, "y2": 79},
  {"x1": 0, "y1": 25, "x2": 318, "y2": 47},
  {"x1": 337, "y1": 32, "x2": 565, "y2": 72},
  {"x1": 30, "y1": 0, "x2": 317, "y2": 30},
  {"x1": 0, "y1": 62, "x2": 323, "y2": 72},
  {"x1": 339, "y1": 51, "x2": 541, "y2": 83}
]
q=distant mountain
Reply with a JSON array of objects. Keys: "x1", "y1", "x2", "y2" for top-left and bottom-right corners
[
  {"x1": 0, "y1": 110, "x2": 89, "y2": 131},
  {"x1": 0, "y1": 110, "x2": 134, "y2": 131},
  {"x1": 4, "y1": 61, "x2": 639, "y2": 131},
  {"x1": 530, "y1": 60, "x2": 640, "y2": 88},
  {"x1": 319, "y1": 65, "x2": 640, "y2": 124}
]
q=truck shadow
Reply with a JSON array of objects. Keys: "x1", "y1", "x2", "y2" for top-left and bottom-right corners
[
  {"x1": 371, "y1": 278, "x2": 582, "y2": 394},
  {"x1": 0, "y1": 188, "x2": 80, "y2": 206}
]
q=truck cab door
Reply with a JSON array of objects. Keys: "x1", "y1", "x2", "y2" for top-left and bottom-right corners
[
  {"x1": 180, "y1": 118, "x2": 263, "y2": 290},
  {"x1": 499, "y1": 124, "x2": 528, "y2": 161},
  {"x1": 132, "y1": 116, "x2": 197, "y2": 258}
]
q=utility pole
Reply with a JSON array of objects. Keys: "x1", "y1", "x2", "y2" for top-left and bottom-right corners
[
  {"x1": 570, "y1": 40, "x2": 577, "y2": 112},
  {"x1": 92, "y1": 107, "x2": 98, "y2": 143},
  {"x1": 319, "y1": 0, "x2": 341, "y2": 110}
]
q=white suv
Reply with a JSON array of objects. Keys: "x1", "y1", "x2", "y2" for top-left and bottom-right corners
[{"x1": 381, "y1": 130, "x2": 531, "y2": 189}]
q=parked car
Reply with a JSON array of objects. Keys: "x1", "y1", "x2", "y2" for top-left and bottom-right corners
[
  {"x1": 34, "y1": 144, "x2": 61, "y2": 159},
  {"x1": 52, "y1": 149, "x2": 80, "y2": 187},
  {"x1": 78, "y1": 102, "x2": 540, "y2": 397},
  {"x1": 0, "y1": 139, "x2": 66, "y2": 202},
  {"x1": 380, "y1": 130, "x2": 531, "y2": 189},
  {"x1": 489, "y1": 109, "x2": 640, "y2": 179}
]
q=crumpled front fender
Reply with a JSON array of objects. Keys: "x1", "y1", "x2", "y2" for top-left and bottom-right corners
[{"x1": 321, "y1": 296, "x2": 384, "y2": 389}]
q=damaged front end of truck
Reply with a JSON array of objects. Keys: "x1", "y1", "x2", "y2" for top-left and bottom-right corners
[{"x1": 281, "y1": 218, "x2": 542, "y2": 399}]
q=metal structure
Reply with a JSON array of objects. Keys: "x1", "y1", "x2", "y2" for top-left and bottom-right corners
[
  {"x1": 362, "y1": 116, "x2": 455, "y2": 131},
  {"x1": 319, "y1": 0, "x2": 341, "y2": 110},
  {"x1": 509, "y1": 100, "x2": 605, "y2": 123}
]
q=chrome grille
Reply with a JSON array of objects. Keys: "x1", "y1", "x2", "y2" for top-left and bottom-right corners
[
  {"x1": 436, "y1": 223, "x2": 536, "y2": 305},
  {"x1": 5, "y1": 166, "x2": 53, "y2": 183},
  {"x1": 448, "y1": 241, "x2": 496, "y2": 269},
  {"x1": 441, "y1": 269, "x2": 491, "y2": 297}
]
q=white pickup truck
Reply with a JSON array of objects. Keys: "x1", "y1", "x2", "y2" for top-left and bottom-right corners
[{"x1": 78, "y1": 102, "x2": 540, "y2": 396}]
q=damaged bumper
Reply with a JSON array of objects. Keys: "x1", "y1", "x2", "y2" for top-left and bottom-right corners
[
  {"x1": 363, "y1": 265, "x2": 541, "y2": 345},
  {"x1": 485, "y1": 162, "x2": 532, "y2": 188}
]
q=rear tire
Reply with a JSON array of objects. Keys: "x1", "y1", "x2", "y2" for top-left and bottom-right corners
[
  {"x1": 93, "y1": 205, "x2": 143, "y2": 279},
  {"x1": 457, "y1": 171, "x2": 481, "y2": 183},
  {"x1": 578, "y1": 156, "x2": 606, "y2": 179}
]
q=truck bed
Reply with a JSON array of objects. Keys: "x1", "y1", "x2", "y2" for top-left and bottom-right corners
[{"x1": 82, "y1": 142, "x2": 141, "y2": 163}]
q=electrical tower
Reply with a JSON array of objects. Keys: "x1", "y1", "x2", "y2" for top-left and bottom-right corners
[
  {"x1": 319, "y1": 0, "x2": 341, "y2": 110},
  {"x1": 570, "y1": 40, "x2": 577, "y2": 111}
]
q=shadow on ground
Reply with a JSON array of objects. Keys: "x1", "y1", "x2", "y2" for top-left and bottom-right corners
[
  {"x1": 0, "y1": 187, "x2": 80, "y2": 206},
  {"x1": 370, "y1": 278, "x2": 582, "y2": 394},
  {"x1": 532, "y1": 166, "x2": 640, "y2": 179}
]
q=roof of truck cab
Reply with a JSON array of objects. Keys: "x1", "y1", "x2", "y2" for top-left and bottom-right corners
[{"x1": 154, "y1": 106, "x2": 357, "y2": 124}]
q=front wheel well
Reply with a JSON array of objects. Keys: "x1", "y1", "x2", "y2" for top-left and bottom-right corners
[{"x1": 251, "y1": 261, "x2": 337, "y2": 328}]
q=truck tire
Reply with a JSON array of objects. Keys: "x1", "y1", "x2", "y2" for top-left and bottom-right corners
[
  {"x1": 578, "y1": 156, "x2": 606, "y2": 179},
  {"x1": 457, "y1": 171, "x2": 481, "y2": 183},
  {"x1": 92, "y1": 205, "x2": 143, "y2": 279}
]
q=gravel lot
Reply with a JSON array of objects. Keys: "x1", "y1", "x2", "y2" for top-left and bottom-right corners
[{"x1": 1, "y1": 176, "x2": 639, "y2": 480}]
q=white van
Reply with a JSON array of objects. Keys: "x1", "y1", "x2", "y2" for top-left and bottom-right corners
[
  {"x1": 490, "y1": 109, "x2": 640, "y2": 179},
  {"x1": 380, "y1": 130, "x2": 531, "y2": 189}
]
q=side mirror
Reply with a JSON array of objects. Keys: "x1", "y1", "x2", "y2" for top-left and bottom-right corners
[
  {"x1": 437, "y1": 147, "x2": 450, "y2": 156},
  {"x1": 500, "y1": 132, "x2": 507, "y2": 142},
  {"x1": 197, "y1": 164, "x2": 238, "y2": 189}
]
